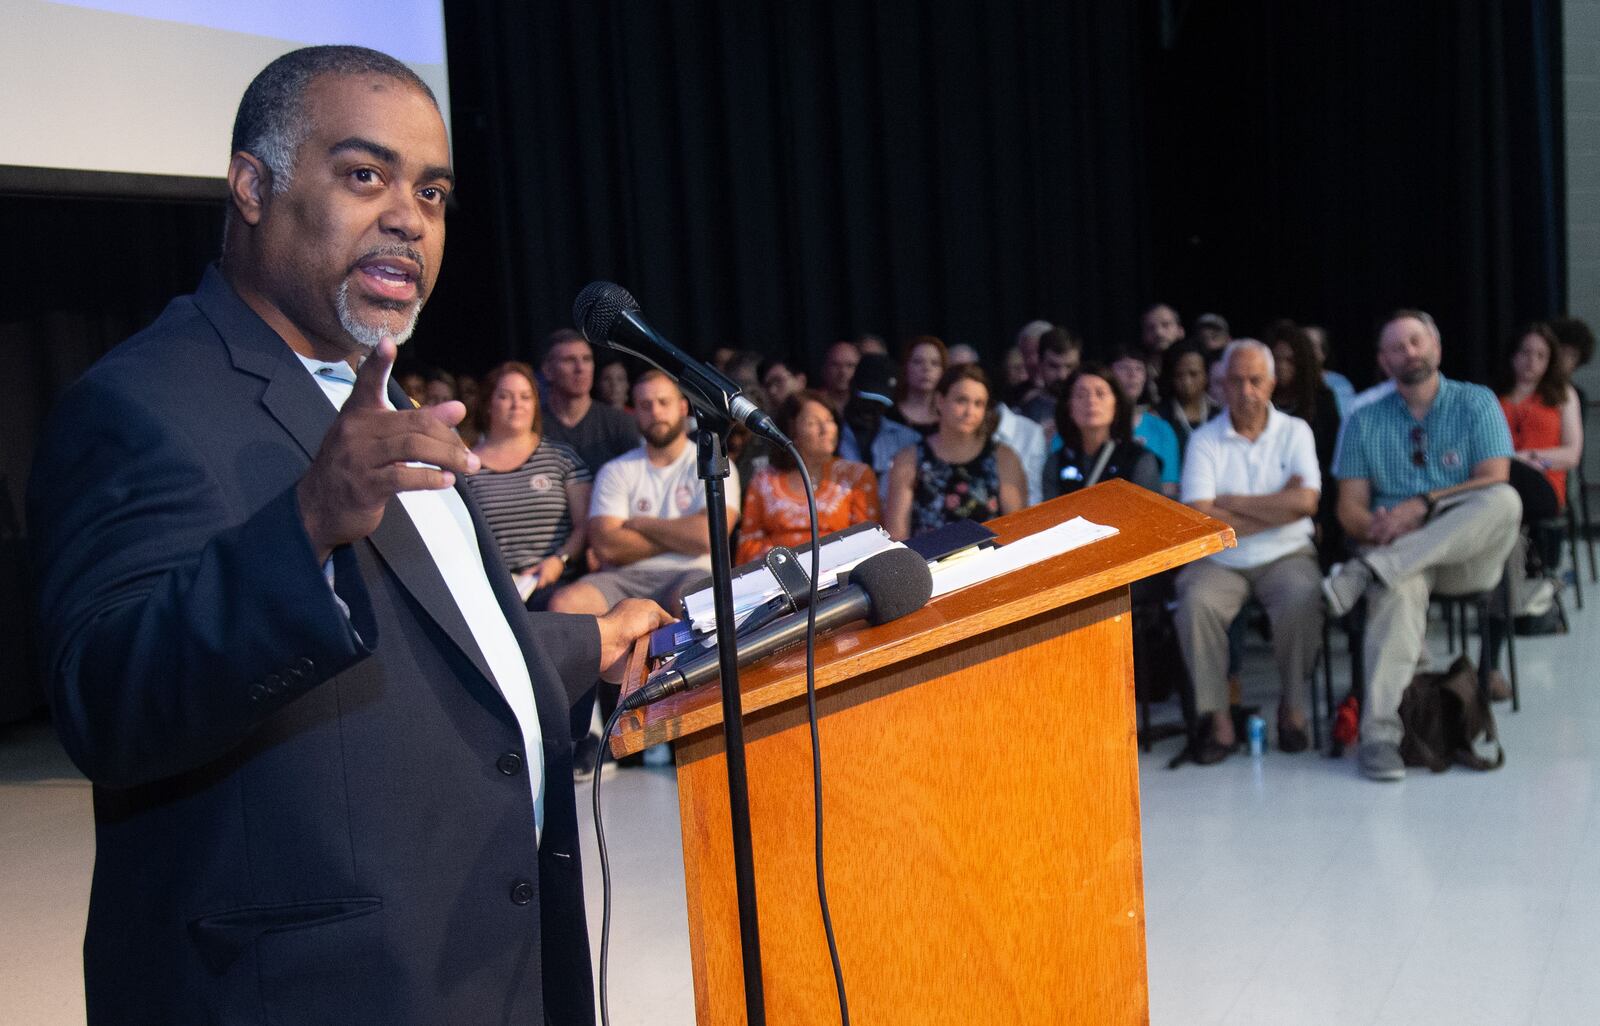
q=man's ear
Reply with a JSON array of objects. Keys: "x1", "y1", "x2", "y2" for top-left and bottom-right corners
[{"x1": 227, "y1": 151, "x2": 271, "y2": 227}]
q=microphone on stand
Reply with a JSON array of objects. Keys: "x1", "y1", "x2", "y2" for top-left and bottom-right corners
[
  {"x1": 574, "y1": 281, "x2": 790, "y2": 446},
  {"x1": 621, "y1": 547, "x2": 934, "y2": 712}
]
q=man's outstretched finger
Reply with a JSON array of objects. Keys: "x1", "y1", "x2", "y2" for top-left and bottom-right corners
[{"x1": 348, "y1": 336, "x2": 399, "y2": 410}]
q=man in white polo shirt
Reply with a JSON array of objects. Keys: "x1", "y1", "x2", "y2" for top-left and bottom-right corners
[{"x1": 1175, "y1": 339, "x2": 1325, "y2": 763}]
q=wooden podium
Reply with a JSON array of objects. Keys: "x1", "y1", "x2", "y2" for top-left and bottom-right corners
[{"x1": 613, "y1": 479, "x2": 1232, "y2": 1024}]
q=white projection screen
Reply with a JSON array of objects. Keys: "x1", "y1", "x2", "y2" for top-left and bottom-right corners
[{"x1": 0, "y1": 0, "x2": 451, "y2": 198}]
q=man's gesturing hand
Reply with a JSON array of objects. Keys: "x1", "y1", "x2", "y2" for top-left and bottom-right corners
[{"x1": 297, "y1": 337, "x2": 481, "y2": 564}]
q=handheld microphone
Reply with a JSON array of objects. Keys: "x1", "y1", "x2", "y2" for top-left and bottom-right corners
[
  {"x1": 622, "y1": 547, "x2": 933, "y2": 711},
  {"x1": 574, "y1": 281, "x2": 789, "y2": 446}
]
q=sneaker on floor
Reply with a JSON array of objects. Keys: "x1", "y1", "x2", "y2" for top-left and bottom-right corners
[
  {"x1": 1322, "y1": 560, "x2": 1373, "y2": 618},
  {"x1": 1358, "y1": 741, "x2": 1405, "y2": 782}
]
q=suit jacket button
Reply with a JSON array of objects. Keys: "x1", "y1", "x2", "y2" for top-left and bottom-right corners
[
  {"x1": 249, "y1": 683, "x2": 267, "y2": 701},
  {"x1": 510, "y1": 880, "x2": 534, "y2": 905},
  {"x1": 295, "y1": 657, "x2": 315, "y2": 675},
  {"x1": 497, "y1": 752, "x2": 523, "y2": 776},
  {"x1": 263, "y1": 674, "x2": 283, "y2": 693}
]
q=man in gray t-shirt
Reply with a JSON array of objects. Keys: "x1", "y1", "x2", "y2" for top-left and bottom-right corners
[{"x1": 540, "y1": 329, "x2": 639, "y2": 475}]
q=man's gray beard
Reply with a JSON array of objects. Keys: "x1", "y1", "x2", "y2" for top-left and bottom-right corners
[
  {"x1": 1396, "y1": 364, "x2": 1436, "y2": 387},
  {"x1": 336, "y1": 279, "x2": 421, "y2": 350}
]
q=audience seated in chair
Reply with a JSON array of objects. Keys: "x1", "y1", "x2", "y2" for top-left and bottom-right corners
[
  {"x1": 736, "y1": 390, "x2": 879, "y2": 564},
  {"x1": 1323, "y1": 309, "x2": 1522, "y2": 782},
  {"x1": 889, "y1": 335, "x2": 949, "y2": 436},
  {"x1": 549, "y1": 370, "x2": 741, "y2": 619},
  {"x1": 884, "y1": 364, "x2": 1025, "y2": 540},
  {"x1": 539, "y1": 328, "x2": 642, "y2": 478},
  {"x1": 1153, "y1": 341, "x2": 1221, "y2": 467},
  {"x1": 466, "y1": 362, "x2": 592, "y2": 611},
  {"x1": 1140, "y1": 302, "x2": 1186, "y2": 398},
  {"x1": 818, "y1": 339, "x2": 862, "y2": 415},
  {"x1": 1268, "y1": 320, "x2": 1344, "y2": 565},
  {"x1": 837, "y1": 353, "x2": 922, "y2": 505},
  {"x1": 1499, "y1": 322, "x2": 1582, "y2": 515},
  {"x1": 947, "y1": 343, "x2": 1048, "y2": 506},
  {"x1": 1042, "y1": 364, "x2": 1162, "y2": 499},
  {"x1": 1174, "y1": 340, "x2": 1325, "y2": 763},
  {"x1": 1111, "y1": 347, "x2": 1182, "y2": 497},
  {"x1": 1015, "y1": 327, "x2": 1082, "y2": 430}
]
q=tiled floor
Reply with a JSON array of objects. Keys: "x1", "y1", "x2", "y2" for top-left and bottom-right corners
[{"x1": 4, "y1": 575, "x2": 1599, "y2": 1024}]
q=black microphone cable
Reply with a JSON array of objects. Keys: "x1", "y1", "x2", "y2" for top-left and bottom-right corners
[
  {"x1": 790, "y1": 445, "x2": 852, "y2": 1026},
  {"x1": 593, "y1": 698, "x2": 626, "y2": 1026},
  {"x1": 592, "y1": 438, "x2": 850, "y2": 1026}
]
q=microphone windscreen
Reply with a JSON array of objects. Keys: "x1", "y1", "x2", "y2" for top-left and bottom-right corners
[
  {"x1": 849, "y1": 547, "x2": 934, "y2": 625},
  {"x1": 573, "y1": 281, "x2": 639, "y2": 346}
]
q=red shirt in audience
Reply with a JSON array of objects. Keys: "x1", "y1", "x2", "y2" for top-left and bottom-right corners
[{"x1": 1500, "y1": 393, "x2": 1566, "y2": 506}]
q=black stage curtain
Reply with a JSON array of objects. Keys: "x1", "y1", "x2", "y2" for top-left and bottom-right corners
[
  {"x1": 3, "y1": 0, "x2": 1569, "y2": 517},
  {"x1": 1145, "y1": 0, "x2": 1565, "y2": 387},
  {"x1": 443, "y1": 0, "x2": 1151, "y2": 373}
]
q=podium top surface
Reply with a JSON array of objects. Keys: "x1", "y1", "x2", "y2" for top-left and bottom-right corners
[{"x1": 612, "y1": 479, "x2": 1233, "y2": 751}]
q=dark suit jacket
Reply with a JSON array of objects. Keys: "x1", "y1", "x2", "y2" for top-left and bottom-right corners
[{"x1": 28, "y1": 266, "x2": 601, "y2": 1025}]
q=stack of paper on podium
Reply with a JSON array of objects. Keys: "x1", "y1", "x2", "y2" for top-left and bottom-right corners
[
  {"x1": 680, "y1": 523, "x2": 898, "y2": 633},
  {"x1": 928, "y1": 515, "x2": 1118, "y2": 598}
]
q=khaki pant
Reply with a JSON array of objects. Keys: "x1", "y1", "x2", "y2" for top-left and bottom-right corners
[
  {"x1": 1357, "y1": 483, "x2": 1522, "y2": 746},
  {"x1": 1175, "y1": 547, "x2": 1325, "y2": 718}
]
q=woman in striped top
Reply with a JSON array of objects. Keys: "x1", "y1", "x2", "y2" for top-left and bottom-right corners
[{"x1": 467, "y1": 362, "x2": 593, "y2": 608}]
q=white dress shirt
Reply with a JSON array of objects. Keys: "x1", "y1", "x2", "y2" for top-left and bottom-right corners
[
  {"x1": 296, "y1": 353, "x2": 546, "y2": 845},
  {"x1": 996, "y1": 404, "x2": 1047, "y2": 507}
]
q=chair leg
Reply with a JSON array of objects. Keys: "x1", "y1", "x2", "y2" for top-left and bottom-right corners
[
  {"x1": 1349, "y1": 619, "x2": 1366, "y2": 706},
  {"x1": 1568, "y1": 503, "x2": 1585, "y2": 610},
  {"x1": 1314, "y1": 620, "x2": 1332, "y2": 750},
  {"x1": 1475, "y1": 597, "x2": 1493, "y2": 702},
  {"x1": 1580, "y1": 467, "x2": 1599, "y2": 583},
  {"x1": 1502, "y1": 576, "x2": 1521, "y2": 713}
]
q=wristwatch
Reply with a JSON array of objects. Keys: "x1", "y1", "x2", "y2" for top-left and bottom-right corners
[{"x1": 557, "y1": 551, "x2": 571, "y2": 566}]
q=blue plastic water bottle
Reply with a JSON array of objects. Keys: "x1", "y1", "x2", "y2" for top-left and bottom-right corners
[{"x1": 1247, "y1": 714, "x2": 1266, "y2": 757}]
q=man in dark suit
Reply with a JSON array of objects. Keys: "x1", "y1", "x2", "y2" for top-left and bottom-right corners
[{"x1": 27, "y1": 46, "x2": 669, "y2": 1024}]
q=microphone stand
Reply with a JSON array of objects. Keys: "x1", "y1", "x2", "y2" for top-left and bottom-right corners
[{"x1": 695, "y1": 424, "x2": 767, "y2": 1026}]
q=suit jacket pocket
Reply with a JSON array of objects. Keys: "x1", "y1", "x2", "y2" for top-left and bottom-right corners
[{"x1": 188, "y1": 896, "x2": 382, "y2": 975}]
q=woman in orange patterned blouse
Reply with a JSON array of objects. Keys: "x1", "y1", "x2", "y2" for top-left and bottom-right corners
[{"x1": 736, "y1": 390, "x2": 881, "y2": 563}]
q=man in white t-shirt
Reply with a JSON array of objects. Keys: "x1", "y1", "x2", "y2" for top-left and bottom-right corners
[
  {"x1": 1175, "y1": 340, "x2": 1325, "y2": 762},
  {"x1": 550, "y1": 370, "x2": 740, "y2": 616}
]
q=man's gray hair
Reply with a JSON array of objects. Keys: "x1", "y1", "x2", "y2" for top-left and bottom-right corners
[
  {"x1": 231, "y1": 45, "x2": 437, "y2": 193},
  {"x1": 1220, "y1": 338, "x2": 1275, "y2": 379},
  {"x1": 1015, "y1": 320, "x2": 1054, "y2": 347}
]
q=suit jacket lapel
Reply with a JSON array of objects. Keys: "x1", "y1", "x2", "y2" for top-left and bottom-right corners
[
  {"x1": 194, "y1": 265, "x2": 502, "y2": 697},
  {"x1": 366, "y1": 375, "x2": 501, "y2": 694}
]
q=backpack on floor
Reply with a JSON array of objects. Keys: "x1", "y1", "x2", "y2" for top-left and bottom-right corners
[{"x1": 1398, "y1": 655, "x2": 1504, "y2": 772}]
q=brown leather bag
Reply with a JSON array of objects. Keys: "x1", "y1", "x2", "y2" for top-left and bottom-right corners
[{"x1": 1398, "y1": 655, "x2": 1505, "y2": 772}]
